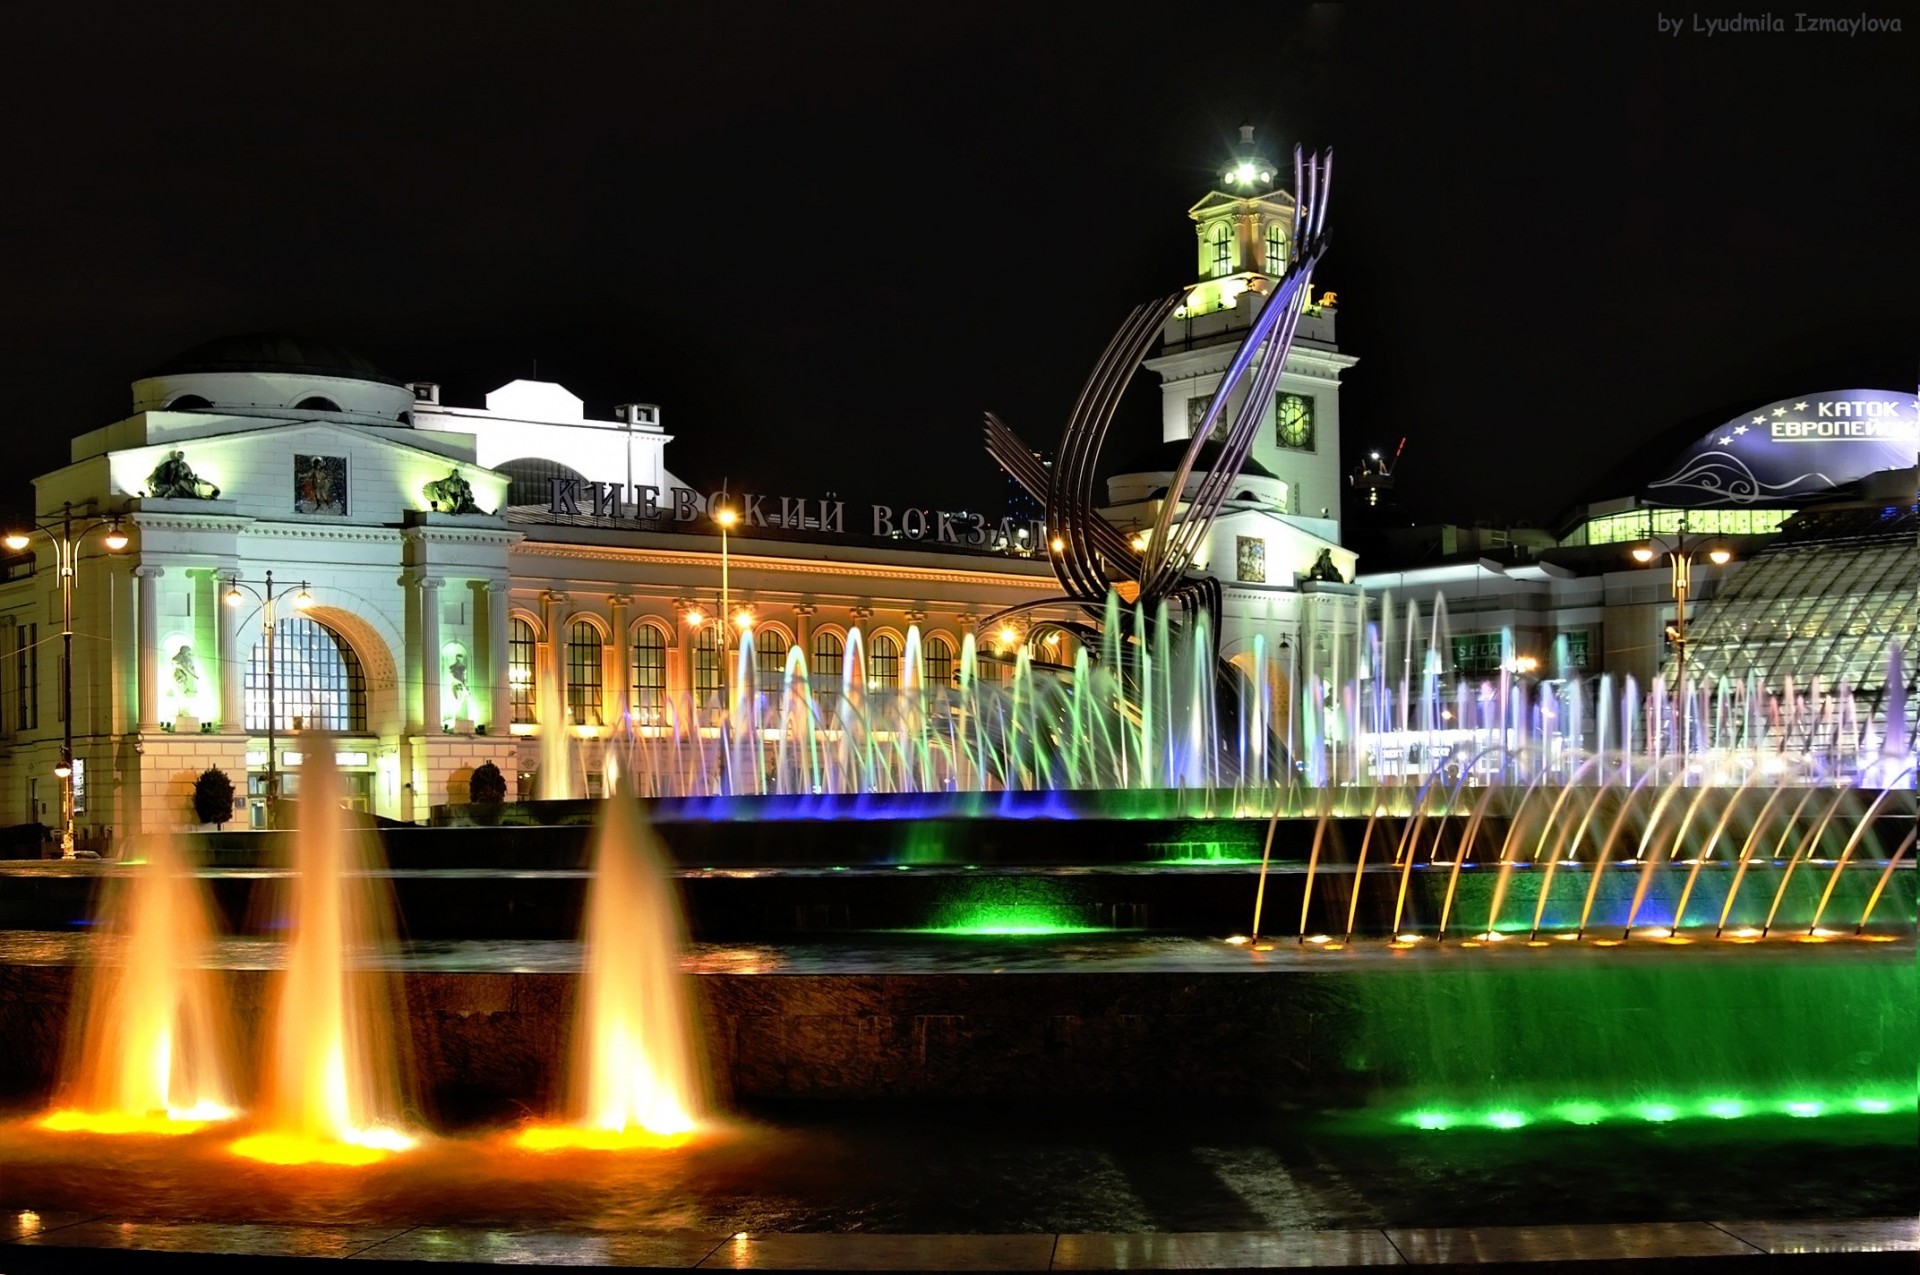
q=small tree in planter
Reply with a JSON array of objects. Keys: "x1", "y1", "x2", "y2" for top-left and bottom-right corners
[
  {"x1": 468, "y1": 760, "x2": 507, "y2": 825},
  {"x1": 192, "y1": 767, "x2": 236, "y2": 829}
]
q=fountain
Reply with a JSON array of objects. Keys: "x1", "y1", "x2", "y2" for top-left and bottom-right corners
[
  {"x1": 230, "y1": 746, "x2": 417, "y2": 1165},
  {"x1": 41, "y1": 833, "x2": 237, "y2": 1134},
  {"x1": 519, "y1": 781, "x2": 710, "y2": 1150}
]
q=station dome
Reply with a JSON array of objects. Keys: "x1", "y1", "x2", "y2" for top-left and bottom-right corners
[
  {"x1": 146, "y1": 333, "x2": 406, "y2": 387},
  {"x1": 132, "y1": 332, "x2": 418, "y2": 421}
]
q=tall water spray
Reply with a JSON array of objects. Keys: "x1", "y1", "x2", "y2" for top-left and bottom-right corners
[
  {"x1": 44, "y1": 834, "x2": 238, "y2": 1134},
  {"x1": 537, "y1": 659, "x2": 579, "y2": 800},
  {"x1": 522, "y1": 782, "x2": 709, "y2": 1149},
  {"x1": 234, "y1": 747, "x2": 414, "y2": 1164}
]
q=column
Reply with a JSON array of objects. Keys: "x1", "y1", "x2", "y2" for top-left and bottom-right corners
[
  {"x1": 400, "y1": 573, "x2": 422, "y2": 733},
  {"x1": 606, "y1": 595, "x2": 630, "y2": 727},
  {"x1": 481, "y1": 580, "x2": 510, "y2": 733},
  {"x1": 217, "y1": 569, "x2": 243, "y2": 732},
  {"x1": 673, "y1": 598, "x2": 698, "y2": 699},
  {"x1": 134, "y1": 566, "x2": 164, "y2": 731},
  {"x1": 419, "y1": 576, "x2": 443, "y2": 734},
  {"x1": 541, "y1": 591, "x2": 569, "y2": 726},
  {"x1": 792, "y1": 603, "x2": 815, "y2": 662}
]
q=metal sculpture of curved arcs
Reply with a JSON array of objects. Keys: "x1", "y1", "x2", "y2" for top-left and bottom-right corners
[{"x1": 984, "y1": 144, "x2": 1335, "y2": 654}]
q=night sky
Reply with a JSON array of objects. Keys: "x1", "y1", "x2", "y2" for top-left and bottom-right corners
[{"x1": 3, "y1": 3, "x2": 1913, "y2": 528}]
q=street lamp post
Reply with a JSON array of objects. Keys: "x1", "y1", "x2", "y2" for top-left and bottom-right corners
[
  {"x1": 1632, "y1": 520, "x2": 1732, "y2": 770},
  {"x1": 3, "y1": 502, "x2": 128, "y2": 858},
  {"x1": 712, "y1": 501, "x2": 739, "y2": 714},
  {"x1": 224, "y1": 571, "x2": 311, "y2": 824}
]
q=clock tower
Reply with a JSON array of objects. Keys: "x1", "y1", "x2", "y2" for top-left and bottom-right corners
[{"x1": 1141, "y1": 125, "x2": 1358, "y2": 545}]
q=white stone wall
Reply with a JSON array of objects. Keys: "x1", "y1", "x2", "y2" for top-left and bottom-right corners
[{"x1": 416, "y1": 381, "x2": 685, "y2": 498}]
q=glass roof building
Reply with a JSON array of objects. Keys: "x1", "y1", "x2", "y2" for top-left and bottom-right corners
[{"x1": 1683, "y1": 493, "x2": 1918, "y2": 765}]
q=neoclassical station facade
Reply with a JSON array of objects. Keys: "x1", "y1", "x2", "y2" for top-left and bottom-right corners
[{"x1": 0, "y1": 133, "x2": 1362, "y2": 834}]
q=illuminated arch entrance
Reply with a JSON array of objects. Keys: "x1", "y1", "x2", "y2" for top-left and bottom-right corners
[{"x1": 245, "y1": 614, "x2": 367, "y2": 732}]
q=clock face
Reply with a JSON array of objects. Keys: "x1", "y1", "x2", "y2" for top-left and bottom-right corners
[{"x1": 1276, "y1": 393, "x2": 1314, "y2": 450}]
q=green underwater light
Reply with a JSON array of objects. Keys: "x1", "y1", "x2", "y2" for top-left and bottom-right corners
[
  {"x1": 1551, "y1": 1101, "x2": 1608, "y2": 1126},
  {"x1": 1399, "y1": 1090, "x2": 1914, "y2": 1132},
  {"x1": 909, "y1": 877, "x2": 1113, "y2": 937},
  {"x1": 912, "y1": 903, "x2": 1107, "y2": 937}
]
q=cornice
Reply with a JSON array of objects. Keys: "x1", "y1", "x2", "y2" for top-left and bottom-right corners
[
  {"x1": 400, "y1": 525, "x2": 525, "y2": 547},
  {"x1": 238, "y1": 525, "x2": 405, "y2": 545},
  {"x1": 129, "y1": 512, "x2": 253, "y2": 533},
  {"x1": 511, "y1": 541, "x2": 1058, "y2": 590}
]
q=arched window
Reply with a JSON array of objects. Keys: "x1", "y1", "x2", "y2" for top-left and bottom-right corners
[
  {"x1": 245, "y1": 616, "x2": 366, "y2": 732},
  {"x1": 868, "y1": 633, "x2": 901, "y2": 690},
  {"x1": 1208, "y1": 222, "x2": 1232, "y2": 277},
  {"x1": 509, "y1": 618, "x2": 536, "y2": 723},
  {"x1": 693, "y1": 625, "x2": 724, "y2": 708},
  {"x1": 811, "y1": 631, "x2": 844, "y2": 711},
  {"x1": 168, "y1": 394, "x2": 212, "y2": 411},
  {"x1": 566, "y1": 621, "x2": 604, "y2": 725},
  {"x1": 755, "y1": 628, "x2": 791, "y2": 693},
  {"x1": 922, "y1": 635, "x2": 955, "y2": 689},
  {"x1": 1264, "y1": 223, "x2": 1286, "y2": 275},
  {"x1": 294, "y1": 396, "x2": 342, "y2": 412},
  {"x1": 631, "y1": 624, "x2": 668, "y2": 724},
  {"x1": 1035, "y1": 628, "x2": 1071, "y2": 665}
]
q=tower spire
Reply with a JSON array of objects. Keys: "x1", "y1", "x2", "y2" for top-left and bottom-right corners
[{"x1": 1223, "y1": 124, "x2": 1276, "y2": 190}]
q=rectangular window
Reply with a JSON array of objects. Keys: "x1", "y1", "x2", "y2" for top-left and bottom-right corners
[
  {"x1": 922, "y1": 639, "x2": 954, "y2": 690},
  {"x1": 754, "y1": 630, "x2": 791, "y2": 694},
  {"x1": 16, "y1": 623, "x2": 36, "y2": 733},
  {"x1": 566, "y1": 622, "x2": 604, "y2": 725},
  {"x1": 508, "y1": 620, "x2": 536, "y2": 724},
  {"x1": 1450, "y1": 633, "x2": 1504, "y2": 678},
  {"x1": 631, "y1": 626, "x2": 667, "y2": 723},
  {"x1": 810, "y1": 633, "x2": 843, "y2": 717},
  {"x1": 1563, "y1": 630, "x2": 1592, "y2": 670},
  {"x1": 868, "y1": 637, "x2": 900, "y2": 690},
  {"x1": 694, "y1": 626, "x2": 724, "y2": 709}
]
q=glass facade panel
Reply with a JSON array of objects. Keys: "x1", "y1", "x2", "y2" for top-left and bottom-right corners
[{"x1": 1682, "y1": 502, "x2": 1918, "y2": 756}]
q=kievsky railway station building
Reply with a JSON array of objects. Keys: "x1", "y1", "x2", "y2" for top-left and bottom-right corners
[{"x1": 0, "y1": 135, "x2": 1364, "y2": 835}]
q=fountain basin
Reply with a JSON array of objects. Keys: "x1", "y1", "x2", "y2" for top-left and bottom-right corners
[
  {"x1": 1, "y1": 859, "x2": 1910, "y2": 940},
  {"x1": 1, "y1": 933, "x2": 1910, "y2": 1117}
]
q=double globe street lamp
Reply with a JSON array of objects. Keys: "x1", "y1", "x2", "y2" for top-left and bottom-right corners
[
  {"x1": 3, "y1": 502, "x2": 128, "y2": 858},
  {"x1": 1632, "y1": 524, "x2": 1732, "y2": 766},
  {"x1": 223, "y1": 571, "x2": 311, "y2": 823}
]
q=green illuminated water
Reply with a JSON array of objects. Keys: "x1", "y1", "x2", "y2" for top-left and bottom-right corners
[
  {"x1": 907, "y1": 877, "x2": 1113, "y2": 936},
  {"x1": 1400, "y1": 1090, "x2": 1917, "y2": 1133},
  {"x1": 1157, "y1": 839, "x2": 1263, "y2": 865},
  {"x1": 1338, "y1": 945, "x2": 1917, "y2": 1116}
]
